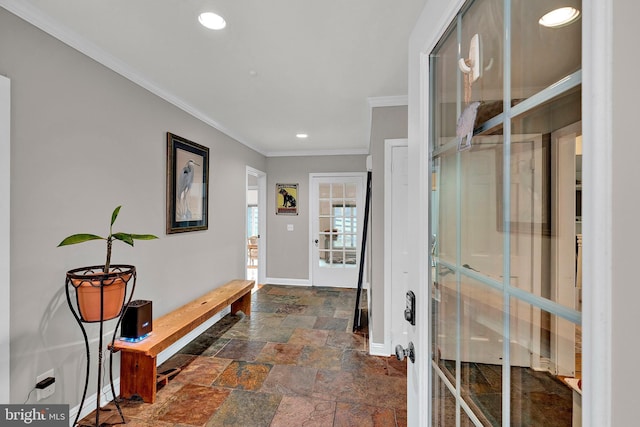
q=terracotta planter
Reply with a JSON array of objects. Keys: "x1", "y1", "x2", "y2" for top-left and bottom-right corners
[{"x1": 66, "y1": 265, "x2": 135, "y2": 322}]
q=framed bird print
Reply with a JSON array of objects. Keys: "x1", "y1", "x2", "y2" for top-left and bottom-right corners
[{"x1": 166, "y1": 132, "x2": 209, "y2": 234}]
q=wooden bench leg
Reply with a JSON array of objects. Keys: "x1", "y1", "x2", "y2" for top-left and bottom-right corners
[
  {"x1": 119, "y1": 352, "x2": 157, "y2": 404},
  {"x1": 231, "y1": 291, "x2": 251, "y2": 316}
]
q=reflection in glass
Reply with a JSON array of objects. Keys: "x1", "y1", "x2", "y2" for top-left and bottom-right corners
[
  {"x1": 317, "y1": 182, "x2": 358, "y2": 269},
  {"x1": 509, "y1": 88, "x2": 582, "y2": 309},
  {"x1": 510, "y1": 298, "x2": 581, "y2": 425},
  {"x1": 512, "y1": 0, "x2": 581, "y2": 100},
  {"x1": 428, "y1": 0, "x2": 582, "y2": 424}
]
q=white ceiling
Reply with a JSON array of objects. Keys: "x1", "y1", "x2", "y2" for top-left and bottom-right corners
[{"x1": 2, "y1": 0, "x2": 427, "y2": 156}]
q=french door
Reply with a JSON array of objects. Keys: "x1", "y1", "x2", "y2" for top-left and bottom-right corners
[
  {"x1": 428, "y1": 0, "x2": 583, "y2": 425},
  {"x1": 310, "y1": 173, "x2": 365, "y2": 288}
]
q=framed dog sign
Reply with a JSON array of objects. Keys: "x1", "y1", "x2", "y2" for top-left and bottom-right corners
[{"x1": 276, "y1": 183, "x2": 298, "y2": 215}]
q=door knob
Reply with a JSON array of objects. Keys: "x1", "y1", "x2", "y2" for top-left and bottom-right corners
[{"x1": 395, "y1": 342, "x2": 415, "y2": 363}]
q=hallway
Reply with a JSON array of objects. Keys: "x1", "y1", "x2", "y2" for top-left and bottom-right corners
[{"x1": 82, "y1": 284, "x2": 407, "y2": 426}]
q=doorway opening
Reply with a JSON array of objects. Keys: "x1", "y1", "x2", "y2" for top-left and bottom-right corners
[{"x1": 246, "y1": 167, "x2": 266, "y2": 285}]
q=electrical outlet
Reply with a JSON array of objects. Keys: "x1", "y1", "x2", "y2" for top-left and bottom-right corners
[{"x1": 36, "y1": 369, "x2": 55, "y2": 401}]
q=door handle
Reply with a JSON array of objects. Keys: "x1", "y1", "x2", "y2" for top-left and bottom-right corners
[
  {"x1": 395, "y1": 342, "x2": 415, "y2": 363},
  {"x1": 314, "y1": 239, "x2": 319, "y2": 247}
]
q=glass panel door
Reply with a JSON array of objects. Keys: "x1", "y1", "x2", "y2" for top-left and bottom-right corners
[
  {"x1": 311, "y1": 174, "x2": 364, "y2": 287},
  {"x1": 429, "y1": 0, "x2": 582, "y2": 425}
]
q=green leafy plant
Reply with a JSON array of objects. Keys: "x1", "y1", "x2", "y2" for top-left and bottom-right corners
[{"x1": 58, "y1": 206, "x2": 158, "y2": 273}]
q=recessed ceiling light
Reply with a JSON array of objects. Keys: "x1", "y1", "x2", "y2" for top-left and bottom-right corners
[
  {"x1": 539, "y1": 7, "x2": 580, "y2": 28},
  {"x1": 296, "y1": 133, "x2": 309, "y2": 139},
  {"x1": 198, "y1": 12, "x2": 226, "y2": 30}
]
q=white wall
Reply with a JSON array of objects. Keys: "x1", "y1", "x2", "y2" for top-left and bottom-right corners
[
  {"x1": 611, "y1": 1, "x2": 640, "y2": 425},
  {"x1": 0, "y1": 8, "x2": 266, "y2": 406}
]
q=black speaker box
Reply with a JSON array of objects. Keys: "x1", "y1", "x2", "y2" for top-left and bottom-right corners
[{"x1": 121, "y1": 300, "x2": 152, "y2": 339}]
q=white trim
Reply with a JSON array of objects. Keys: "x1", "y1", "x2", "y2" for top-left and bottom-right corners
[
  {"x1": 246, "y1": 166, "x2": 267, "y2": 285},
  {"x1": 408, "y1": 2, "x2": 466, "y2": 426},
  {"x1": 264, "y1": 278, "x2": 311, "y2": 287},
  {"x1": 384, "y1": 139, "x2": 408, "y2": 357},
  {"x1": 0, "y1": 75, "x2": 10, "y2": 404},
  {"x1": 368, "y1": 342, "x2": 389, "y2": 357},
  {"x1": 582, "y1": 0, "x2": 612, "y2": 425},
  {"x1": 264, "y1": 148, "x2": 369, "y2": 158},
  {"x1": 156, "y1": 307, "x2": 230, "y2": 366},
  {"x1": 70, "y1": 378, "x2": 120, "y2": 426},
  {"x1": 367, "y1": 96, "x2": 409, "y2": 108}
]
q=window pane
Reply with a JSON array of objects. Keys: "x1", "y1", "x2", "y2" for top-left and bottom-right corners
[
  {"x1": 332, "y1": 183, "x2": 344, "y2": 199},
  {"x1": 510, "y1": 298, "x2": 580, "y2": 425},
  {"x1": 319, "y1": 183, "x2": 330, "y2": 198},
  {"x1": 431, "y1": 25, "x2": 458, "y2": 151},
  {"x1": 460, "y1": 136, "x2": 504, "y2": 279},
  {"x1": 432, "y1": 372, "x2": 457, "y2": 427},
  {"x1": 434, "y1": 154, "x2": 457, "y2": 265},
  {"x1": 509, "y1": 87, "x2": 582, "y2": 310},
  {"x1": 512, "y1": 0, "x2": 582, "y2": 100},
  {"x1": 461, "y1": 0, "x2": 505, "y2": 122}
]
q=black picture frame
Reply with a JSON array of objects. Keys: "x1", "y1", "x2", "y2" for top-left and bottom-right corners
[{"x1": 166, "y1": 132, "x2": 209, "y2": 234}]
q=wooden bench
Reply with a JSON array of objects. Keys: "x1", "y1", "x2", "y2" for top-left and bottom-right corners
[{"x1": 110, "y1": 279, "x2": 254, "y2": 403}]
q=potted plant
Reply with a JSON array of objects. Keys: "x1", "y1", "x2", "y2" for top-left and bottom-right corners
[{"x1": 58, "y1": 206, "x2": 158, "y2": 322}]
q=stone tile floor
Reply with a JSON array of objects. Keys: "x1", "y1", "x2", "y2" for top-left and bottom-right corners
[{"x1": 80, "y1": 284, "x2": 406, "y2": 426}]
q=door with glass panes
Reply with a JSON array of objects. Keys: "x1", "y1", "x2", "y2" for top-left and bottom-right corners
[
  {"x1": 310, "y1": 173, "x2": 365, "y2": 288},
  {"x1": 427, "y1": 0, "x2": 583, "y2": 425}
]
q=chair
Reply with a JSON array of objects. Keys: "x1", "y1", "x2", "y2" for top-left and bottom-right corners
[{"x1": 247, "y1": 236, "x2": 258, "y2": 266}]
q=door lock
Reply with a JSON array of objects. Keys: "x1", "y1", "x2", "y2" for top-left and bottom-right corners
[
  {"x1": 405, "y1": 291, "x2": 416, "y2": 325},
  {"x1": 395, "y1": 342, "x2": 416, "y2": 363}
]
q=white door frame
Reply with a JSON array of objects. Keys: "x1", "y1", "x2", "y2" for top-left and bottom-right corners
[
  {"x1": 309, "y1": 172, "x2": 366, "y2": 288},
  {"x1": 384, "y1": 139, "x2": 408, "y2": 356},
  {"x1": 0, "y1": 75, "x2": 10, "y2": 403},
  {"x1": 246, "y1": 166, "x2": 266, "y2": 285}
]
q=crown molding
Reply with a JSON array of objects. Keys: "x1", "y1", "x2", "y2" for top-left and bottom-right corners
[
  {"x1": 367, "y1": 95, "x2": 409, "y2": 108},
  {"x1": 0, "y1": 0, "x2": 269, "y2": 156},
  {"x1": 265, "y1": 147, "x2": 370, "y2": 158}
]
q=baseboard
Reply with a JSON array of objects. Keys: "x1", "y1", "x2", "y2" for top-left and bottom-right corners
[
  {"x1": 157, "y1": 307, "x2": 230, "y2": 365},
  {"x1": 69, "y1": 379, "x2": 120, "y2": 426},
  {"x1": 265, "y1": 277, "x2": 311, "y2": 286},
  {"x1": 69, "y1": 306, "x2": 232, "y2": 426},
  {"x1": 369, "y1": 341, "x2": 390, "y2": 357}
]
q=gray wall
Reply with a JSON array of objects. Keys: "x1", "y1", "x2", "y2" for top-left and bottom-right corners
[
  {"x1": 368, "y1": 106, "x2": 408, "y2": 344},
  {"x1": 1, "y1": 9, "x2": 266, "y2": 405},
  {"x1": 265, "y1": 155, "x2": 367, "y2": 281},
  {"x1": 612, "y1": 1, "x2": 640, "y2": 424}
]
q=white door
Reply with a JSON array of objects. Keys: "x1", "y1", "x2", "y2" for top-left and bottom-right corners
[
  {"x1": 386, "y1": 140, "x2": 410, "y2": 352},
  {"x1": 0, "y1": 75, "x2": 10, "y2": 403},
  {"x1": 310, "y1": 173, "x2": 365, "y2": 288}
]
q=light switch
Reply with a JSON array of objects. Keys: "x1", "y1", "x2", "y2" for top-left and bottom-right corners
[{"x1": 287, "y1": 224, "x2": 294, "y2": 231}]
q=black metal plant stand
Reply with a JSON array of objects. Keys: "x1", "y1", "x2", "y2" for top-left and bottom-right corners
[{"x1": 65, "y1": 265, "x2": 137, "y2": 427}]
